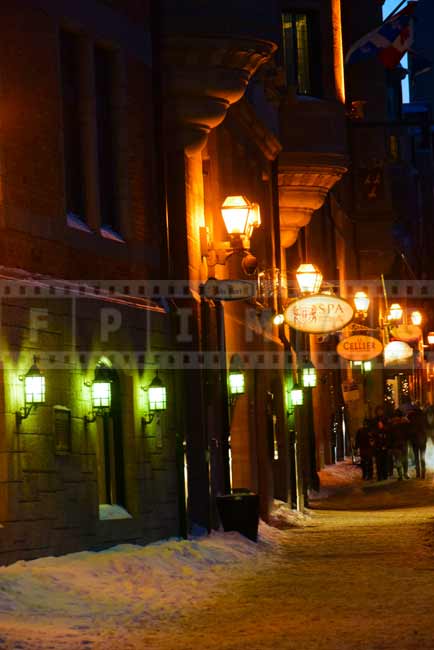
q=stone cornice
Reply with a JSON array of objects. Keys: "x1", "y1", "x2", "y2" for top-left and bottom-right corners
[
  {"x1": 162, "y1": 34, "x2": 277, "y2": 155},
  {"x1": 278, "y1": 152, "x2": 348, "y2": 248}
]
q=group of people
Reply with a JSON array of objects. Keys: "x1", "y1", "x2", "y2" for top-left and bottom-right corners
[{"x1": 354, "y1": 401, "x2": 433, "y2": 481}]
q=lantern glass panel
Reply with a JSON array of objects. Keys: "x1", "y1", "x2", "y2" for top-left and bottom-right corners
[
  {"x1": 295, "y1": 263, "x2": 323, "y2": 294},
  {"x1": 221, "y1": 196, "x2": 250, "y2": 236},
  {"x1": 229, "y1": 372, "x2": 245, "y2": 396},
  {"x1": 411, "y1": 311, "x2": 422, "y2": 326},
  {"x1": 92, "y1": 381, "x2": 111, "y2": 409},
  {"x1": 290, "y1": 385, "x2": 304, "y2": 406},
  {"x1": 354, "y1": 291, "x2": 370, "y2": 313},
  {"x1": 363, "y1": 361, "x2": 372, "y2": 372},
  {"x1": 148, "y1": 385, "x2": 167, "y2": 411},
  {"x1": 302, "y1": 367, "x2": 317, "y2": 387},
  {"x1": 25, "y1": 374, "x2": 45, "y2": 405},
  {"x1": 428, "y1": 332, "x2": 434, "y2": 345},
  {"x1": 388, "y1": 303, "x2": 403, "y2": 321}
]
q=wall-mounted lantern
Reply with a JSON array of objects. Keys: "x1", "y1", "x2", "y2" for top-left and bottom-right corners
[
  {"x1": 228, "y1": 370, "x2": 245, "y2": 400},
  {"x1": 16, "y1": 357, "x2": 46, "y2": 425},
  {"x1": 302, "y1": 361, "x2": 317, "y2": 388},
  {"x1": 354, "y1": 291, "x2": 370, "y2": 318},
  {"x1": 290, "y1": 382, "x2": 304, "y2": 406},
  {"x1": 427, "y1": 331, "x2": 434, "y2": 346},
  {"x1": 84, "y1": 363, "x2": 112, "y2": 425},
  {"x1": 200, "y1": 195, "x2": 260, "y2": 271},
  {"x1": 295, "y1": 263, "x2": 323, "y2": 295},
  {"x1": 142, "y1": 373, "x2": 167, "y2": 425}
]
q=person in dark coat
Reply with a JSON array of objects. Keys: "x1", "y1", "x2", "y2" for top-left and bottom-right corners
[
  {"x1": 372, "y1": 406, "x2": 390, "y2": 481},
  {"x1": 389, "y1": 409, "x2": 410, "y2": 480},
  {"x1": 407, "y1": 404, "x2": 427, "y2": 479},
  {"x1": 355, "y1": 419, "x2": 375, "y2": 480}
]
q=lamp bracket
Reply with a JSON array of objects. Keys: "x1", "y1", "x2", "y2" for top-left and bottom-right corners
[
  {"x1": 142, "y1": 413, "x2": 155, "y2": 427},
  {"x1": 16, "y1": 404, "x2": 36, "y2": 426}
]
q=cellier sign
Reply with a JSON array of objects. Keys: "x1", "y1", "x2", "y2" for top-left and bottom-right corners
[
  {"x1": 284, "y1": 294, "x2": 354, "y2": 334},
  {"x1": 337, "y1": 335, "x2": 383, "y2": 361}
]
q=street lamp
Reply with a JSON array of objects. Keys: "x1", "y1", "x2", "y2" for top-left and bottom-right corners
[
  {"x1": 200, "y1": 195, "x2": 261, "y2": 270},
  {"x1": 290, "y1": 382, "x2": 304, "y2": 406},
  {"x1": 387, "y1": 303, "x2": 403, "y2": 322},
  {"x1": 411, "y1": 310, "x2": 423, "y2": 326},
  {"x1": 16, "y1": 357, "x2": 46, "y2": 425},
  {"x1": 142, "y1": 373, "x2": 168, "y2": 425},
  {"x1": 354, "y1": 291, "x2": 370, "y2": 318},
  {"x1": 295, "y1": 263, "x2": 323, "y2": 295},
  {"x1": 84, "y1": 363, "x2": 113, "y2": 425},
  {"x1": 302, "y1": 361, "x2": 317, "y2": 388}
]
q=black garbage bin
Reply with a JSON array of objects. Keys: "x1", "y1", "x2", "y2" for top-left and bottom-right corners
[{"x1": 216, "y1": 491, "x2": 259, "y2": 542}]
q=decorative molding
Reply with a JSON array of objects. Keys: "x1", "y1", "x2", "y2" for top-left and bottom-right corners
[
  {"x1": 278, "y1": 152, "x2": 348, "y2": 248},
  {"x1": 162, "y1": 35, "x2": 277, "y2": 155}
]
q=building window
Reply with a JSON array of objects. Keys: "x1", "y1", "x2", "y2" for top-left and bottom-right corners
[
  {"x1": 282, "y1": 12, "x2": 321, "y2": 97},
  {"x1": 94, "y1": 46, "x2": 120, "y2": 232},
  {"x1": 60, "y1": 30, "x2": 86, "y2": 221}
]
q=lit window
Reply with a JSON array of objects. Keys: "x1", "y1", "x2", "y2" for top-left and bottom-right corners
[{"x1": 282, "y1": 12, "x2": 320, "y2": 96}]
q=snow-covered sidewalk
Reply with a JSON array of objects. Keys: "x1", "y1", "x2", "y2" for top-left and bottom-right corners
[{"x1": 2, "y1": 464, "x2": 434, "y2": 649}]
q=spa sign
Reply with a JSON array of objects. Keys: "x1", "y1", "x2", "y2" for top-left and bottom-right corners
[
  {"x1": 337, "y1": 335, "x2": 383, "y2": 361},
  {"x1": 284, "y1": 295, "x2": 354, "y2": 334}
]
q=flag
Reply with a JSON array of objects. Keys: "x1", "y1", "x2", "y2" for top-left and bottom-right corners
[{"x1": 345, "y1": 2, "x2": 417, "y2": 69}]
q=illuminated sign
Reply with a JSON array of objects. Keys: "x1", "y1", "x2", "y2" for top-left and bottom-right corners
[
  {"x1": 390, "y1": 324, "x2": 422, "y2": 343},
  {"x1": 284, "y1": 295, "x2": 354, "y2": 333},
  {"x1": 337, "y1": 335, "x2": 383, "y2": 361}
]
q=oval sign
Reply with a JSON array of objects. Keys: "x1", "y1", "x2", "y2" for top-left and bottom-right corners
[
  {"x1": 337, "y1": 335, "x2": 383, "y2": 361},
  {"x1": 390, "y1": 324, "x2": 422, "y2": 343},
  {"x1": 284, "y1": 295, "x2": 354, "y2": 334}
]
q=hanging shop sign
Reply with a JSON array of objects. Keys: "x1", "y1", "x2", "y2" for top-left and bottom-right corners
[
  {"x1": 337, "y1": 335, "x2": 383, "y2": 361},
  {"x1": 201, "y1": 278, "x2": 256, "y2": 301},
  {"x1": 384, "y1": 340, "x2": 413, "y2": 367},
  {"x1": 284, "y1": 294, "x2": 354, "y2": 334},
  {"x1": 390, "y1": 324, "x2": 422, "y2": 343}
]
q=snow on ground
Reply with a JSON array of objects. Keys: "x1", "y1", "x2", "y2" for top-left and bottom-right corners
[{"x1": 2, "y1": 464, "x2": 434, "y2": 649}]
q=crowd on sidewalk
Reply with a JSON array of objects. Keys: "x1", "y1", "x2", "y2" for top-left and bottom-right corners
[{"x1": 354, "y1": 399, "x2": 434, "y2": 482}]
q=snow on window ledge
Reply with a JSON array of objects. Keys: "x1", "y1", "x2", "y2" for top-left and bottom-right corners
[
  {"x1": 67, "y1": 213, "x2": 93, "y2": 234},
  {"x1": 100, "y1": 225, "x2": 125, "y2": 243},
  {"x1": 99, "y1": 504, "x2": 133, "y2": 521}
]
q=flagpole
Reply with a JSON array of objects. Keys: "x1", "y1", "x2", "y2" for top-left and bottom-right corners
[{"x1": 384, "y1": 0, "x2": 408, "y2": 22}]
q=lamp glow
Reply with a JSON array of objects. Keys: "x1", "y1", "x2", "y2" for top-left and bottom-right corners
[
  {"x1": 24, "y1": 367, "x2": 46, "y2": 405},
  {"x1": 16, "y1": 359, "x2": 46, "y2": 425},
  {"x1": 229, "y1": 371, "x2": 245, "y2": 396},
  {"x1": 295, "y1": 263, "x2": 323, "y2": 295},
  {"x1": 384, "y1": 340, "x2": 413, "y2": 366},
  {"x1": 148, "y1": 375, "x2": 167, "y2": 411},
  {"x1": 302, "y1": 363, "x2": 317, "y2": 388},
  {"x1": 363, "y1": 361, "x2": 372, "y2": 372},
  {"x1": 290, "y1": 383, "x2": 304, "y2": 406},
  {"x1": 428, "y1": 332, "x2": 434, "y2": 346},
  {"x1": 411, "y1": 310, "x2": 423, "y2": 326},
  {"x1": 91, "y1": 380, "x2": 111, "y2": 410},
  {"x1": 388, "y1": 303, "x2": 403, "y2": 322},
  {"x1": 273, "y1": 313, "x2": 285, "y2": 326},
  {"x1": 354, "y1": 291, "x2": 370, "y2": 314},
  {"x1": 221, "y1": 196, "x2": 251, "y2": 237}
]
